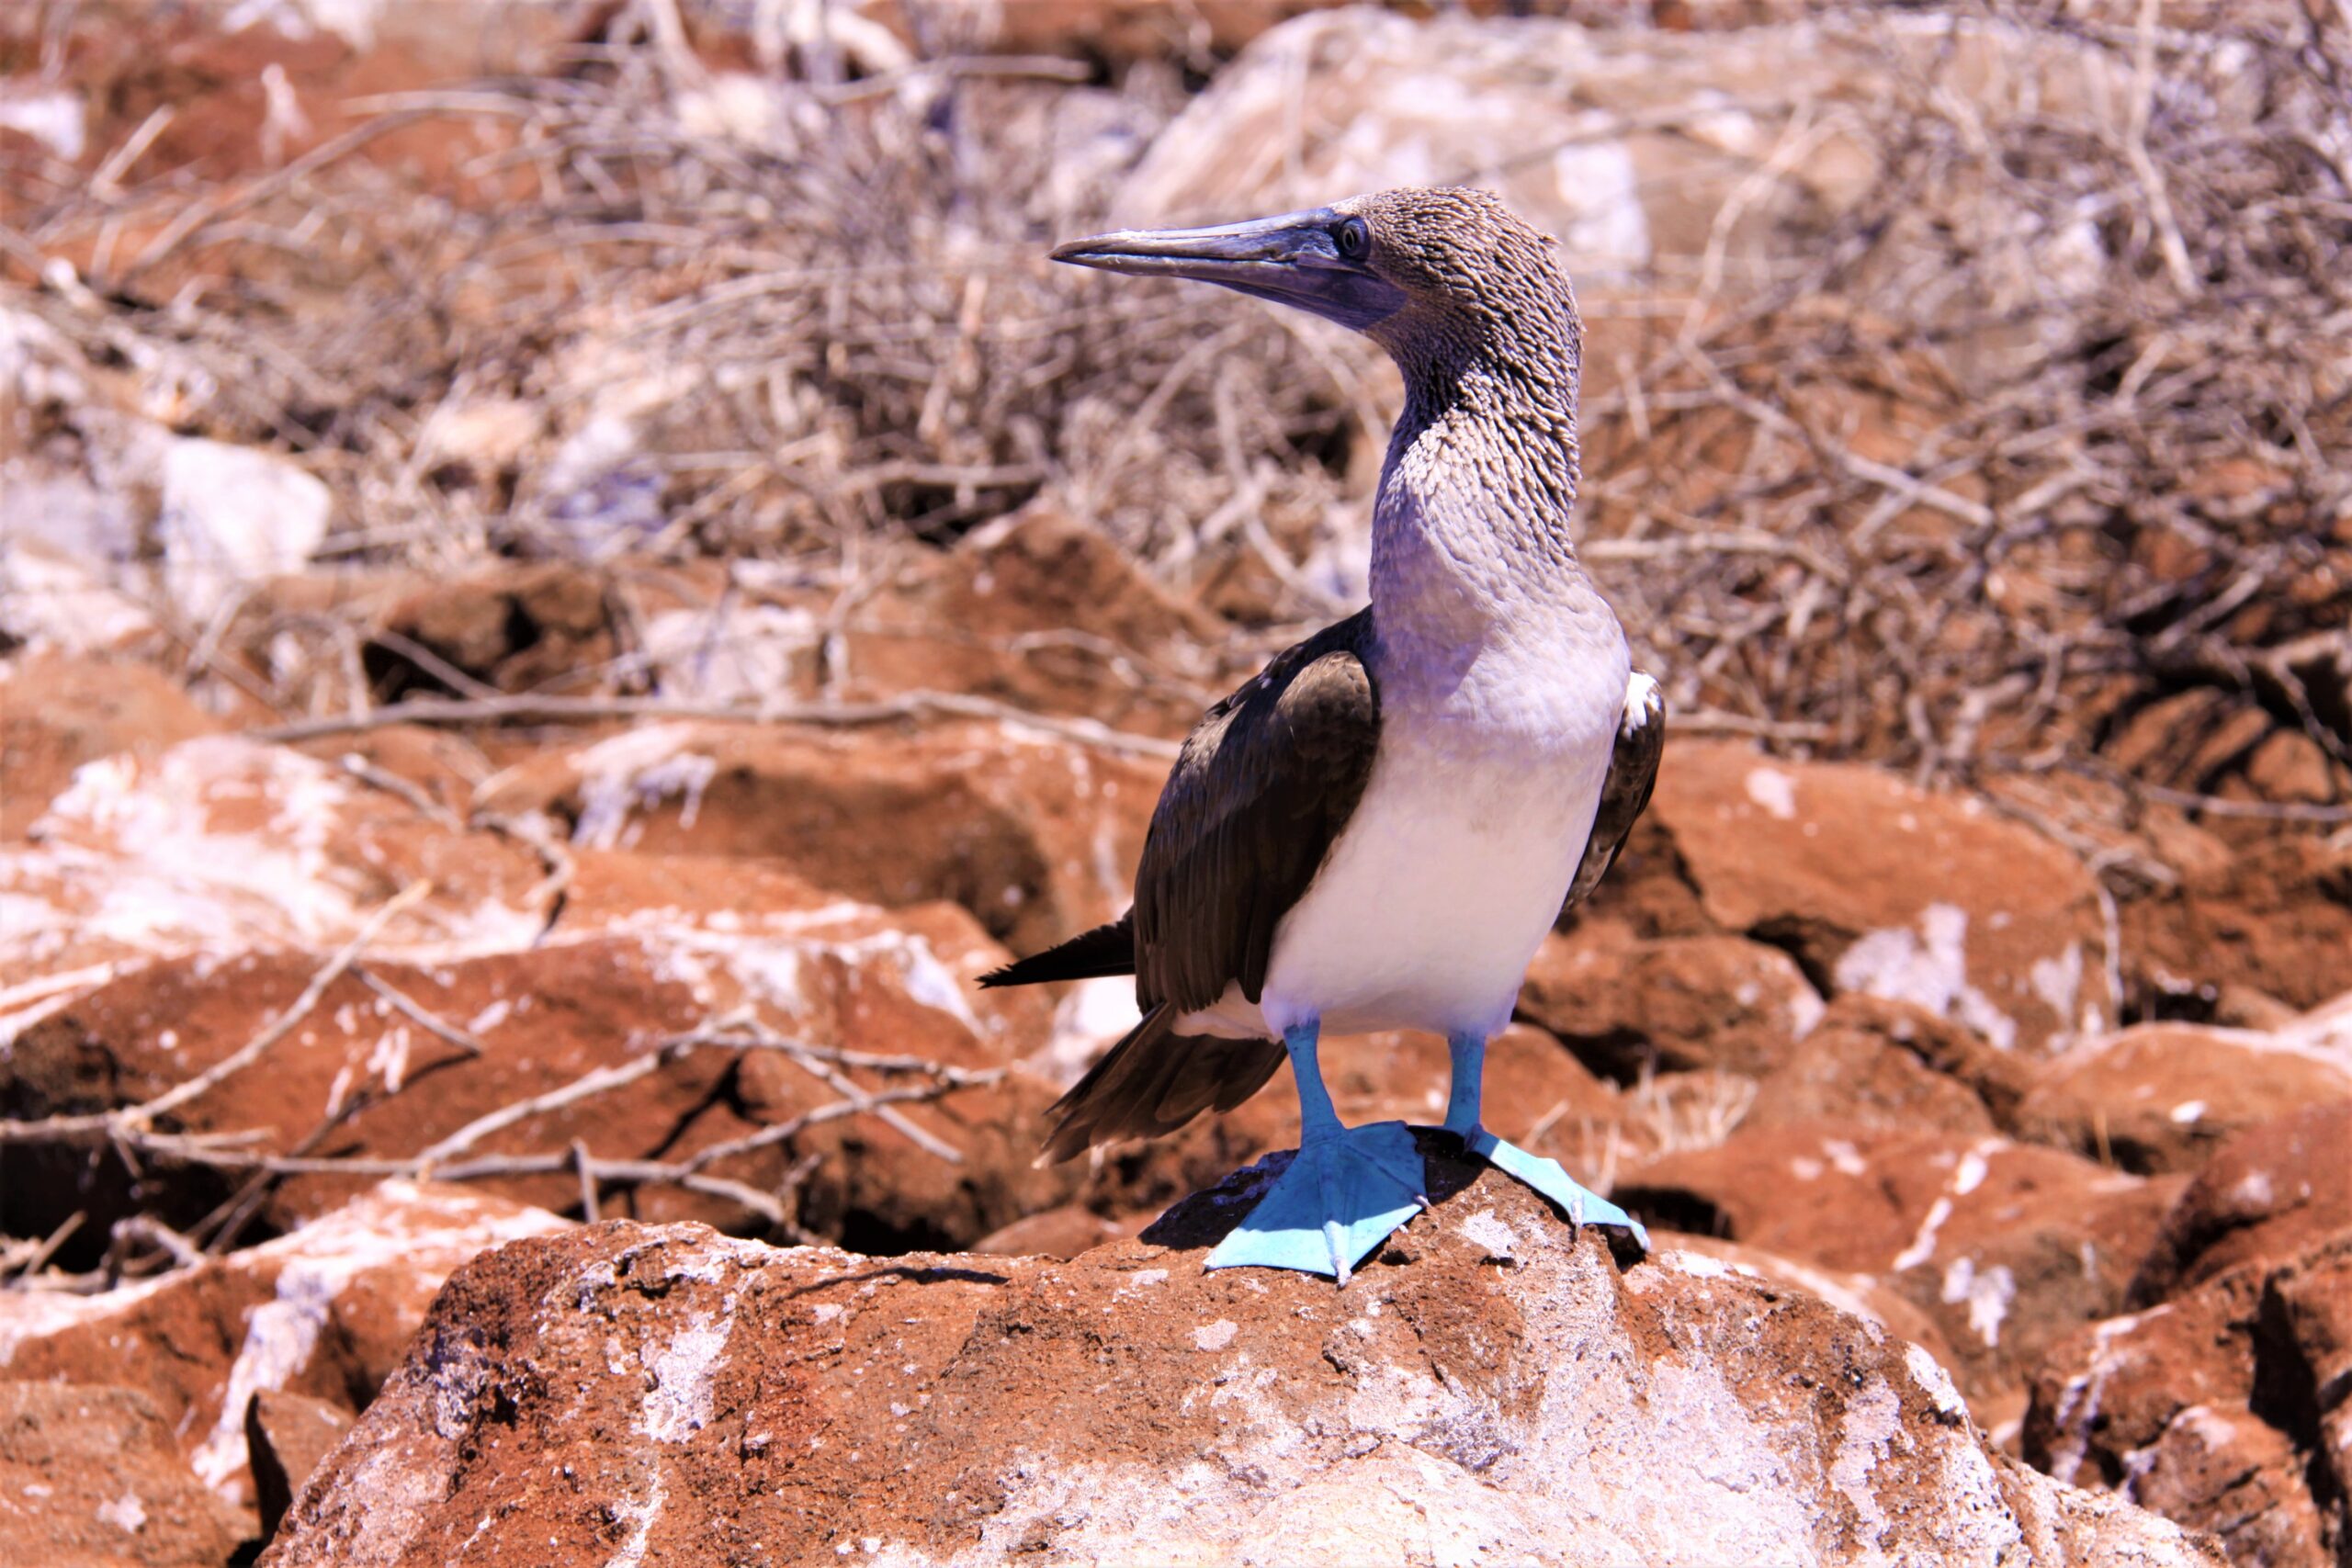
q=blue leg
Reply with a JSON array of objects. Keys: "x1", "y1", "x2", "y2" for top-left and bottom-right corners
[
  {"x1": 1205, "y1": 1021, "x2": 1425, "y2": 1283},
  {"x1": 1443, "y1": 1032, "x2": 1650, "y2": 1251}
]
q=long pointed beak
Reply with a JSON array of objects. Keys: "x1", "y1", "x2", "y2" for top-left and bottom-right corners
[{"x1": 1052, "y1": 209, "x2": 1406, "y2": 332}]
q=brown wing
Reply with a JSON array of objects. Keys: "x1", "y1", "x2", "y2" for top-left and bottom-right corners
[
  {"x1": 1133, "y1": 609, "x2": 1381, "y2": 1012},
  {"x1": 1032, "y1": 612, "x2": 1378, "y2": 1162},
  {"x1": 1564, "y1": 671, "x2": 1665, "y2": 909}
]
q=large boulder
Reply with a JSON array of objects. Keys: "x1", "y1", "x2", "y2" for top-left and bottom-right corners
[
  {"x1": 2011, "y1": 1016, "x2": 2352, "y2": 1176},
  {"x1": 2128, "y1": 1104, "x2": 2352, "y2": 1306},
  {"x1": 1617, "y1": 1125, "x2": 2183, "y2": 1414},
  {"x1": 1645, "y1": 741, "x2": 2110, "y2": 1055},
  {"x1": 0, "y1": 735, "x2": 548, "y2": 987},
  {"x1": 0, "y1": 1382, "x2": 252, "y2": 1568},
  {"x1": 2122, "y1": 831, "x2": 2352, "y2": 1017},
  {"x1": 261, "y1": 1158, "x2": 2220, "y2": 1566},
  {"x1": 1517, "y1": 929, "x2": 1824, "y2": 1078},
  {"x1": 0, "y1": 655, "x2": 226, "y2": 838},
  {"x1": 2026, "y1": 1236, "x2": 2352, "y2": 1568},
  {"x1": 474, "y1": 715, "x2": 1164, "y2": 956},
  {"x1": 2026, "y1": 1106, "x2": 2352, "y2": 1563},
  {"x1": 1741, "y1": 994, "x2": 2017, "y2": 1137},
  {"x1": 0, "y1": 870, "x2": 1058, "y2": 1250},
  {"x1": 0, "y1": 1182, "x2": 568, "y2": 1517},
  {"x1": 836, "y1": 505, "x2": 1229, "y2": 740}
]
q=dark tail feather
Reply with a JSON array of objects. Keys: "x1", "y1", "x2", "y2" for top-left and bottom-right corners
[
  {"x1": 1036, "y1": 1004, "x2": 1284, "y2": 1165},
  {"x1": 978, "y1": 913, "x2": 1136, "y2": 989}
]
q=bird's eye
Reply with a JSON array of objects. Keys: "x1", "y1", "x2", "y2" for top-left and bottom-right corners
[{"x1": 1333, "y1": 217, "x2": 1370, "y2": 261}]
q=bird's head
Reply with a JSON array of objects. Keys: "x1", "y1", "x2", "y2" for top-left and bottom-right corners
[{"x1": 1052, "y1": 187, "x2": 1577, "y2": 378}]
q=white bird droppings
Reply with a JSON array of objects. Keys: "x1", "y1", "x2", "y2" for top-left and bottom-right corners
[
  {"x1": 1193, "y1": 1320, "x2": 1238, "y2": 1352},
  {"x1": 1744, "y1": 767, "x2": 1799, "y2": 819},
  {"x1": 1457, "y1": 1208, "x2": 1520, "y2": 1260}
]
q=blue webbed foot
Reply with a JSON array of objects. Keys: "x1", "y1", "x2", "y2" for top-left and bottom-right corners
[
  {"x1": 1462, "y1": 1128, "x2": 1651, "y2": 1253},
  {"x1": 1205, "y1": 1120, "x2": 1426, "y2": 1283}
]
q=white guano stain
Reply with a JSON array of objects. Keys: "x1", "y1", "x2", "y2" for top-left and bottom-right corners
[
  {"x1": 2030, "y1": 942, "x2": 2084, "y2": 1037},
  {"x1": 1833, "y1": 903, "x2": 2018, "y2": 1051},
  {"x1": 604, "y1": 1470, "x2": 666, "y2": 1568},
  {"x1": 175, "y1": 1183, "x2": 569, "y2": 1501},
  {"x1": 639, "y1": 1303, "x2": 737, "y2": 1443},
  {"x1": 571, "y1": 724, "x2": 719, "y2": 851},
  {"x1": 1457, "y1": 1208, "x2": 1520, "y2": 1260},
  {"x1": 1744, "y1": 767, "x2": 1798, "y2": 820},
  {"x1": 1940, "y1": 1256, "x2": 2016, "y2": 1347},
  {"x1": 1193, "y1": 1320, "x2": 1238, "y2": 1352},
  {"x1": 95, "y1": 1489, "x2": 147, "y2": 1533},
  {"x1": 1892, "y1": 1139, "x2": 2001, "y2": 1272},
  {"x1": 1905, "y1": 1342, "x2": 1969, "y2": 1421},
  {"x1": 1829, "y1": 1377, "x2": 1901, "y2": 1543},
  {"x1": 2047, "y1": 1312, "x2": 2145, "y2": 1485}
]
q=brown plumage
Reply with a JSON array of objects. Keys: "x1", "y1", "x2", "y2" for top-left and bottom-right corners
[{"x1": 987, "y1": 612, "x2": 1380, "y2": 1162}]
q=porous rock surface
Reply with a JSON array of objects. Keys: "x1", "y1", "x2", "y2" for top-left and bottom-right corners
[
  {"x1": 1617, "y1": 1124, "x2": 2187, "y2": 1413},
  {"x1": 1645, "y1": 741, "x2": 2109, "y2": 1055},
  {"x1": 265, "y1": 1156, "x2": 2220, "y2": 1568},
  {"x1": 0, "y1": 1181, "x2": 569, "y2": 1514},
  {"x1": 2025, "y1": 1107, "x2": 2352, "y2": 1566},
  {"x1": 0, "y1": 1382, "x2": 251, "y2": 1568}
]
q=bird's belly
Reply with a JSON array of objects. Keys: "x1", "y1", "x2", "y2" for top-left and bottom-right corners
[{"x1": 1182, "y1": 719, "x2": 1611, "y2": 1043}]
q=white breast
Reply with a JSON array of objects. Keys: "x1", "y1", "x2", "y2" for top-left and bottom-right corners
[{"x1": 1179, "y1": 608, "x2": 1631, "y2": 1044}]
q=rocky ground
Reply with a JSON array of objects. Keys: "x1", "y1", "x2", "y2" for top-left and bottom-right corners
[
  {"x1": 1, "y1": 515, "x2": 2344, "y2": 1564},
  {"x1": 5, "y1": 2, "x2": 2350, "y2": 1566}
]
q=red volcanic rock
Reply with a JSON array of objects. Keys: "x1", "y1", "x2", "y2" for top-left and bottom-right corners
[
  {"x1": 2275, "y1": 1247, "x2": 2352, "y2": 1538},
  {"x1": 0, "y1": 1381, "x2": 251, "y2": 1568},
  {"x1": 1648, "y1": 740, "x2": 2109, "y2": 1054},
  {"x1": 1799, "y1": 993, "x2": 2040, "y2": 1126},
  {"x1": 2027, "y1": 1236, "x2": 2352, "y2": 1568},
  {"x1": 2129, "y1": 1103, "x2": 2352, "y2": 1307},
  {"x1": 2123, "y1": 826, "x2": 2352, "y2": 1017},
  {"x1": 283, "y1": 722, "x2": 492, "y2": 823},
  {"x1": 0, "y1": 654, "x2": 226, "y2": 838},
  {"x1": 2013, "y1": 1021, "x2": 2352, "y2": 1175},
  {"x1": 1617, "y1": 1125, "x2": 2183, "y2": 1408},
  {"x1": 1656, "y1": 1231, "x2": 1963, "y2": 1373},
  {"x1": 1, "y1": 883, "x2": 1059, "y2": 1247},
  {"x1": 474, "y1": 716, "x2": 1163, "y2": 956},
  {"x1": 944, "y1": 0, "x2": 1361, "y2": 67},
  {"x1": 0, "y1": 734, "x2": 548, "y2": 987},
  {"x1": 261, "y1": 1161, "x2": 2221, "y2": 1567},
  {"x1": 842, "y1": 504, "x2": 1227, "y2": 739},
  {"x1": 2, "y1": 1, "x2": 582, "y2": 187},
  {"x1": 246, "y1": 1391, "x2": 356, "y2": 1545},
  {"x1": 368, "y1": 562, "x2": 616, "y2": 702},
  {"x1": 970, "y1": 1203, "x2": 1136, "y2": 1260},
  {"x1": 1742, "y1": 1004, "x2": 2003, "y2": 1136},
  {"x1": 1517, "y1": 929, "x2": 1824, "y2": 1077},
  {"x1": 0, "y1": 1183, "x2": 567, "y2": 1520}
]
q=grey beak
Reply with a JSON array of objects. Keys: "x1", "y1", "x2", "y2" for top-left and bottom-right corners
[{"x1": 1052, "y1": 208, "x2": 1407, "y2": 332}]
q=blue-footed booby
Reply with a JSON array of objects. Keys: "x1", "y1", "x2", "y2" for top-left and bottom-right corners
[{"x1": 983, "y1": 187, "x2": 1663, "y2": 1282}]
